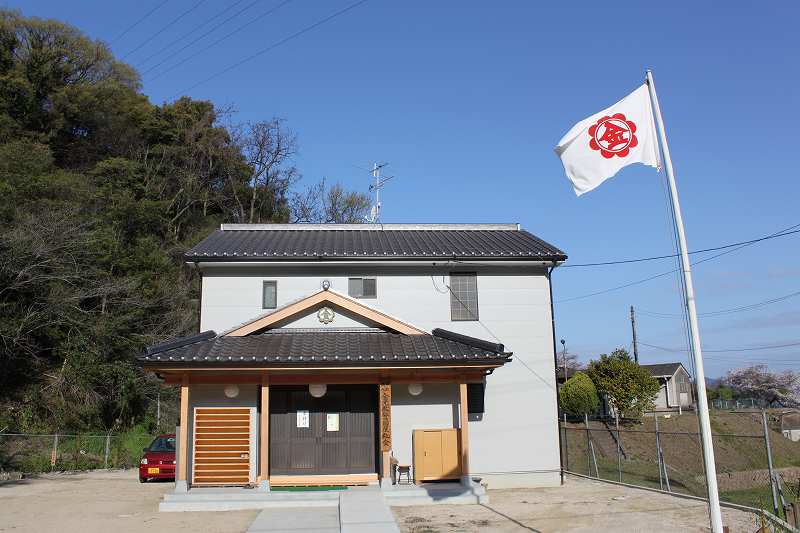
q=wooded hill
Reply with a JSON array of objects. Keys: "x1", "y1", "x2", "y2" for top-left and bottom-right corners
[{"x1": 0, "y1": 10, "x2": 369, "y2": 434}]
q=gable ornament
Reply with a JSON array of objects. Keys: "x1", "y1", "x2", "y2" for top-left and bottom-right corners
[{"x1": 317, "y1": 306, "x2": 335, "y2": 324}]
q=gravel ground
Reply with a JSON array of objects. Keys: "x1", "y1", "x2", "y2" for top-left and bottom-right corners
[
  {"x1": 0, "y1": 469, "x2": 257, "y2": 533},
  {"x1": 392, "y1": 476, "x2": 761, "y2": 533}
]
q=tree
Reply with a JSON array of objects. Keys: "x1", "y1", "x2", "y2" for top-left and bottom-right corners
[
  {"x1": 290, "y1": 178, "x2": 371, "y2": 223},
  {"x1": 587, "y1": 348, "x2": 660, "y2": 418},
  {"x1": 724, "y1": 365, "x2": 799, "y2": 407},
  {"x1": 560, "y1": 372, "x2": 599, "y2": 417}
]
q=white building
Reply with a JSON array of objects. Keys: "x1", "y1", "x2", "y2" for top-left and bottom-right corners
[{"x1": 139, "y1": 223, "x2": 567, "y2": 492}]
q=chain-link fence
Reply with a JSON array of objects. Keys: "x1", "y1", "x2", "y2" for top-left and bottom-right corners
[
  {"x1": 561, "y1": 411, "x2": 800, "y2": 528},
  {"x1": 0, "y1": 432, "x2": 156, "y2": 474}
]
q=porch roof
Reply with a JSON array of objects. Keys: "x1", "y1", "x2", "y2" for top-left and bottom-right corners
[{"x1": 138, "y1": 328, "x2": 512, "y2": 368}]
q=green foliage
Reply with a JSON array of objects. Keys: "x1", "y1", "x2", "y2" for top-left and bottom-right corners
[
  {"x1": 0, "y1": 9, "x2": 366, "y2": 435},
  {"x1": 707, "y1": 385, "x2": 735, "y2": 401},
  {"x1": 587, "y1": 348, "x2": 660, "y2": 418},
  {"x1": 560, "y1": 372, "x2": 600, "y2": 416}
]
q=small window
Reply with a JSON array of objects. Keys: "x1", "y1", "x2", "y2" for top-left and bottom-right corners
[
  {"x1": 450, "y1": 273, "x2": 478, "y2": 321},
  {"x1": 348, "y1": 277, "x2": 377, "y2": 299},
  {"x1": 467, "y1": 383, "x2": 485, "y2": 414},
  {"x1": 262, "y1": 280, "x2": 277, "y2": 309}
]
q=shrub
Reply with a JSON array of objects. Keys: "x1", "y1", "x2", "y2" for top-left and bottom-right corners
[{"x1": 560, "y1": 372, "x2": 600, "y2": 416}]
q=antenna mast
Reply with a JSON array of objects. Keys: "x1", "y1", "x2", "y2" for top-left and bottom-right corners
[{"x1": 366, "y1": 162, "x2": 395, "y2": 223}]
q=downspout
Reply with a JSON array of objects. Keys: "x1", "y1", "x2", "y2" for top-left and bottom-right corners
[
  {"x1": 196, "y1": 263, "x2": 203, "y2": 333},
  {"x1": 664, "y1": 377, "x2": 671, "y2": 408},
  {"x1": 547, "y1": 263, "x2": 565, "y2": 485}
]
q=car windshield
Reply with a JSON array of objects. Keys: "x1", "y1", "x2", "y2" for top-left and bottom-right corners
[{"x1": 148, "y1": 436, "x2": 176, "y2": 452}]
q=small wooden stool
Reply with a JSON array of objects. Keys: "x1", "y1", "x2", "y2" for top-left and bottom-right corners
[{"x1": 396, "y1": 464, "x2": 412, "y2": 484}]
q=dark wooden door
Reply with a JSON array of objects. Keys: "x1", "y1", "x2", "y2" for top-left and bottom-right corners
[{"x1": 269, "y1": 386, "x2": 377, "y2": 476}]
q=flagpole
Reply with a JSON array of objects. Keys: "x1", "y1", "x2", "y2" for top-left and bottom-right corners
[{"x1": 645, "y1": 70, "x2": 723, "y2": 533}]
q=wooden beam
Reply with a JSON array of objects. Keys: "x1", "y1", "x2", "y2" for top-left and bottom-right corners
[
  {"x1": 177, "y1": 374, "x2": 190, "y2": 483},
  {"x1": 258, "y1": 374, "x2": 269, "y2": 483},
  {"x1": 269, "y1": 473, "x2": 377, "y2": 486},
  {"x1": 459, "y1": 382, "x2": 470, "y2": 480},
  {"x1": 224, "y1": 290, "x2": 426, "y2": 336}
]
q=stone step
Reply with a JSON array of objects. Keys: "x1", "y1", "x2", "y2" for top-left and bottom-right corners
[
  {"x1": 164, "y1": 490, "x2": 342, "y2": 502},
  {"x1": 385, "y1": 492, "x2": 487, "y2": 507},
  {"x1": 159, "y1": 498, "x2": 339, "y2": 513}
]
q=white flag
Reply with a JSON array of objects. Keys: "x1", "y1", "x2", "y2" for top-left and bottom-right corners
[{"x1": 555, "y1": 84, "x2": 660, "y2": 196}]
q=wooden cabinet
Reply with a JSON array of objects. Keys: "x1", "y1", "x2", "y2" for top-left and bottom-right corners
[{"x1": 412, "y1": 428, "x2": 462, "y2": 483}]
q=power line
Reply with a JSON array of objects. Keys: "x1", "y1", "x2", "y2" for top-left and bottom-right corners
[
  {"x1": 560, "y1": 226, "x2": 800, "y2": 268},
  {"x1": 120, "y1": 0, "x2": 210, "y2": 60},
  {"x1": 637, "y1": 289, "x2": 800, "y2": 318},
  {"x1": 556, "y1": 222, "x2": 800, "y2": 304},
  {"x1": 165, "y1": 0, "x2": 368, "y2": 98},
  {"x1": 640, "y1": 340, "x2": 800, "y2": 354},
  {"x1": 110, "y1": 0, "x2": 170, "y2": 44},
  {"x1": 146, "y1": 0, "x2": 296, "y2": 83},
  {"x1": 136, "y1": 0, "x2": 254, "y2": 71}
]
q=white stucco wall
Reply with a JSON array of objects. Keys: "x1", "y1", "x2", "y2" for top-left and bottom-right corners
[
  {"x1": 390, "y1": 383, "x2": 459, "y2": 467},
  {"x1": 198, "y1": 264, "x2": 561, "y2": 488}
]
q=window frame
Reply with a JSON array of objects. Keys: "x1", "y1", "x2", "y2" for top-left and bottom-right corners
[
  {"x1": 262, "y1": 280, "x2": 277, "y2": 309},
  {"x1": 348, "y1": 277, "x2": 377, "y2": 299},
  {"x1": 449, "y1": 272, "x2": 479, "y2": 321}
]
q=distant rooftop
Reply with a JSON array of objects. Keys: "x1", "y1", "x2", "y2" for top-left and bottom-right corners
[
  {"x1": 185, "y1": 223, "x2": 567, "y2": 263},
  {"x1": 641, "y1": 362, "x2": 687, "y2": 378}
]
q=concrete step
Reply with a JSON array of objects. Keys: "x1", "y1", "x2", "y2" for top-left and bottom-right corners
[
  {"x1": 163, "y1": 490, "x2": 342, "y2": 502},
  {"x1": 159, "y1": 498, "x2": 339, "y2": 513}
]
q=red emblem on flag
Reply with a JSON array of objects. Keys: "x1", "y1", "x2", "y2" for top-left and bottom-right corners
[{"x1": 588, "y1": 113, "x2": 638, "y2": 158}]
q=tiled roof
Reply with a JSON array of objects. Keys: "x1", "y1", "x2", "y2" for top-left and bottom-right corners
[
  {"x1": 185, "y1": 224, "x2": 566, "y2": 262},
  {"x1": 641, "y1": 363, "x2": 685, "y2": 377},
  {"x1": 138, "y1": 328, "x2": 512, "y2": 367}
]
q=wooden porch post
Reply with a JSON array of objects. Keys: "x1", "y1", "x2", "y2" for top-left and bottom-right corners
[
  {"x1": 459, "y1": 382, "x2": 471, "y2": 486},
  {"x1": 379, "y1": 382, "x2": 392, "y2": 487},
  {"x1": 176, "y1": 373, "x2": 190, "y2": 491},
  {"x1": 258, "y1": 373, "x2": 270, "y2": 491}
]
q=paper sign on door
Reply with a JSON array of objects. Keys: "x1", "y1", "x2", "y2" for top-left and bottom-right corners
[
  {"x1": 326, "y1": 413, "x2": 339, "y2": 432},
  {"x1": 296, "y1": 410, "x2": 309, "y2": 428}
]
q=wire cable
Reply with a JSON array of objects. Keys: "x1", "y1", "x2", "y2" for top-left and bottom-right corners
[
  {"x1": 146, "y1": 0, "x2": 295, "y2": 83},
  {"x1": 637, "y1": 289, "x2": 800, "y2": 318},
  {"x1": 136, "y1": 0, "x2": 254, "y2": 71},
  {"x1": 120, "y1": 0, "x2": 210, "y2": 60},
  {"x1": 556, "y1": 222, "x2": 800, "y2": 303},
  {"x1": 110, "y1": 0, "x2": 170, "y2": 44},
  {"x1": 165, "y1": 0, "x2": 369, "y2": 98},
  {"x1": 640, "y1": 340, "x2": 800, "y2": 354},
  {"x1": 560, "y1": 226, "x2": 800, "y2": 268}
]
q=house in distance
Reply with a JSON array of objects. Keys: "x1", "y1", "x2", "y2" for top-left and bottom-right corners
[{"x1": 138, "y1": 223, "x2": 567, "y2": 493}]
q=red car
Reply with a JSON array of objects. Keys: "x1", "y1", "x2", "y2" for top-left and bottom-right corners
[{"x1": 139, "y1": 434, "x2": 176, "y2": 483}]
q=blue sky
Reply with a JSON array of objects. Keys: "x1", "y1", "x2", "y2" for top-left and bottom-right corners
[{"x1": 11, "y1": 1, "x2": 800, "y2": 377}]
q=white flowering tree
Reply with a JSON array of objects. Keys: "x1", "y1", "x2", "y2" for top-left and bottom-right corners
[{"x1": 723, "y1": 365, "x2": 799, "y2": 407}]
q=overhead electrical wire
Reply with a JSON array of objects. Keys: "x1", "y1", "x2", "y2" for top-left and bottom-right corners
[
  {"x1": 110, "y1": 0, "x2": 170, "y2": 44},
  {"x1": 637, "y1": 289, "x2": 800, "y2": 318},
  {"x1": 560, "y1": 226, "x2": 800, "y2": 268},
  {"x1": 146, "y1": 0, "x2": 296, "y2": 83},
  {"x1": 556, "y1": 222, "x2": 800, "y2": 303},
  {"x1": 640, "y1": 340, "x2": 800, "y2": 354},
  {"x1": 165, "y1": 0, "x2": 370, "y2": 98},
  {"x1": 120, "y1": 0, "x2": 210, "y2": 60},
  {"x1": 136, "y1": 0, "x2": 254, "y2": 71}
]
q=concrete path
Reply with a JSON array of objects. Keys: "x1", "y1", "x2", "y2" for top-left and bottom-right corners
[{"x1": 246, "y1": 487, "x2": 400, "y2": 533}]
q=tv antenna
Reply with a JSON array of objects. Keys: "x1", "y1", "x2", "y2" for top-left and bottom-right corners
[{"x1": 366, "y1": 162, "x2": 395, "y2": 223}]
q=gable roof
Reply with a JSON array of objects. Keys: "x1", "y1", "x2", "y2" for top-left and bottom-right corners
[
  {"x1": 138, "y1": 328, "x2": 512, "y2": 368},
  {"x1": 641, "y1": 362, "x2": 688, "y2": 378},
  {"x1": 185, "y1": 223, "x2": 567, "y2": 263},
  {"x1": 222, "y1": 289, "x2": 426, "y2": 336}
]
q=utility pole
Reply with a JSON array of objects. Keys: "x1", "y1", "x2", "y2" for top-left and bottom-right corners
[
  {"x1": 560, "y1": 339, "x2": 567, "y2": 381},
  {"x1": 630, "y1": 305, "x2": 639, "y2": 364}
]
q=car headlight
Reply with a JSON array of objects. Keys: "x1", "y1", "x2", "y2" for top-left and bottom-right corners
[{"x1": 140, "y1": 457, "x2": 148, "y2": 465}]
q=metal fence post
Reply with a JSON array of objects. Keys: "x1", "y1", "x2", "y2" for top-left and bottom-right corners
[
  {"x1": 104, "y1": 434, "x2": 111, "y2": 469},
  {"x1": 654, "y1": 415, "x2": 663, "y2": 490},
  {"x1": 762, "y1": 410, "x2": 780, "y2": 517},
  {"x1": 584, "y1": 414, "x2": 591, "y2": 476},
  {"x1": 616, "y1": 415, "x2": 622, "y2": 482},
  {"x1": 50, "y1": 434, "x2": 59, "y2": 471},
  {"x1": 563, "y1": 413, "x2": 570, "y2": 472}
]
